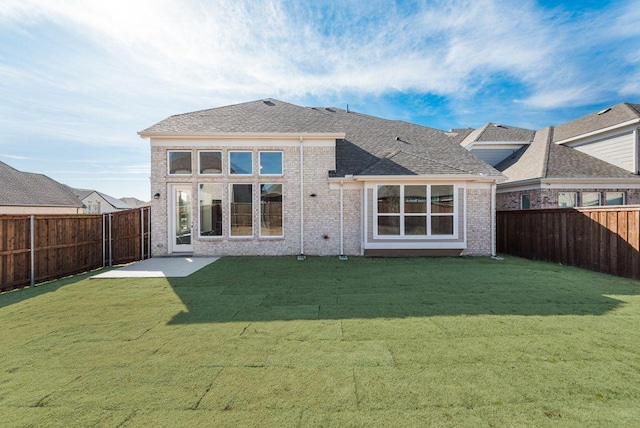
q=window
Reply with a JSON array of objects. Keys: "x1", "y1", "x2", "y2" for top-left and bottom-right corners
[
  {"x1": 199, "y1": 151, "x2": 222, "y2": 175},
  {"x1": 259, "y1": 151, "x2": 283, "y2": 175},
  {"x1": 375, "y1": 184, "x2": 455, "y2": 237},
  {"x1": 229, "y1": 151, "x2": 253, "y2": 175},
  {"x1": 558, "y1": 192, "x2": 577, "y2": 208},
  {"x1": 520, "y1": 194, "x2": 531, "y2": 209},
  {"x1": 582, "y1": 192, "x2": 601, "y2": 207},
  {"x1": 260, "y1": 184, "x2": 283, "y2": 237},
  {"x1": 605, "y1": 192, "x2": 625, "y2": 206},
  {"x1": 168, "y1": 151, "x2": 192, "y2": 175},
  {"x1": 199, "y1": 184, "x2": 222, "y2": 237},
  {"x1": 230, "y1": 184, "x2": 253, "y2": 236}
]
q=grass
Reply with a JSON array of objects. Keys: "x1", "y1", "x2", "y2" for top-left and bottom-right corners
[{"x1": 1, "y1": 256, "x2": 640, "y2": 427}]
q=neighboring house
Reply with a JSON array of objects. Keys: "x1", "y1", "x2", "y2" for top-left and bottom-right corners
[
  {"x1": 70, "y1": 188, "x2": 134, "y2": 214},
  {"x1": 120, "y1": 197, "x2": 149, "y2": 208},
  {"x1": 457, "y1": 102, "x2": 640, "y2": 210},
  {"x1": 139, "y1": 99, "x2": 505, "y2": 257},
  {"x1": 460, "y1": 123, "x2": 535, "y2": 166},
  {"x1": 0, "y1": 161, "x2": 85, "y2": 214}
]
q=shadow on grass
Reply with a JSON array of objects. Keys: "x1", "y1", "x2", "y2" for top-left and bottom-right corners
[
  {"x1": 0, "y1": 268, "x2": 116, "y2": 309},
  {"x1": 165, "y1": 256, "x2": 640, "y2": 324}
]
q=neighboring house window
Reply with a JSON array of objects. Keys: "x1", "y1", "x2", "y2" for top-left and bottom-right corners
[
  {"x1": 605, "y1": 192, "x2": 625, "y2": 206},
  {"x1": 520, "y1": 194, "x2": 531, "y2": 209},
  {"x1": 168, "y1": 151, "x2": 192, "y2": 175},
  {"x1": 199, "y1": 151, "x2": 222, "y2": 175},
  {"x1": 259, "y1": 151, "x2": 283, "y2": 175},
  {"x1": 230, "y1": 184, "x2": 253, "y2": 236},
  {"x1": 86, "y1": 201, "x2": 100, "y2": 214},
  {"x1": 199, "y1": 184, "x2": 222, "y2": 237},
  {"x1": 260, "y1": 184, "x2": 283, "y2": 237},
  {"x1": 582, "y1": 192, "x2": 601, "y2": 207},
  {"x1": 229, "y1": 151, "x2": 253, "y2": 175},
  {"x1": 375, "y1": 184, "x2": 455, "y2": 237},
  {"x1": 558, "y1": 192, "x2": 577, "y2": 208}
]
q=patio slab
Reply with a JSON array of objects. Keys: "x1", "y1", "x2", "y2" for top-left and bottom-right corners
[{"x1": 91, "y1": 257, "x2": 219, "y2": 278}]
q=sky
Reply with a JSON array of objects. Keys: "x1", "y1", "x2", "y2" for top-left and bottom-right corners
[{"x1": 1, "y1": 0, "x2": 639, "y2": 201}]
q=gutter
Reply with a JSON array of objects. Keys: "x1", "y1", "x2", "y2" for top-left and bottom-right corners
[{"x1": 328, "y1": 174, "x2": 506, "y2": 183}]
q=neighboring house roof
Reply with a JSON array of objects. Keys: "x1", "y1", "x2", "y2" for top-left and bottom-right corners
[
  {"x1": 0, "y1": 161, "x2": 84, "y2": 208},
  {"x1": 495, "y1": 127, "x2": 640, "y2": 183},
  {"x1": 70, "y1": 188, "x2": 133, "y2": 210},
  {"x1": 553, "y1": 102, "x2": 640, "y2": 143},
  {"x1": 120, "y1": 197, "x2": 149, "y2": 207},
  {"x1": 460, "y1": 123, "x2": 535, "y2": 147},
  {"x1": 141, "y1": 99, "x2": 503, "y2": 179}
]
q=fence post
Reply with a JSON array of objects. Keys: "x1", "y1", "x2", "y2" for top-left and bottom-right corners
[
  {"x1": 30, "y1": 215, "x2": 35, "y2": 287},
  {"x1": 108, "y1": 213, "x2": 113, "y2": 267},
  {"x1": 102, "y1": 214, "x2": 106, "y2": 268},
  {"x1": 148, "y1": 207, "x2": 151, "y2": 259},
  {"x1": 140, "y1": 208, "x2": 144, "y2": 261}
]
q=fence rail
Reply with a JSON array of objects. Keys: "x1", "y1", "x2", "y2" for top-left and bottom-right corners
[
  {"x1": 0, "y1": 207, "x2": 151, "y2": 292},
  {"x1": 497, "y1": 206, "x2": 640, "y2": 280}
]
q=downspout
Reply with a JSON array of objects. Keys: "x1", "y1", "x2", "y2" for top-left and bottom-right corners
[
  {"x1": 490, "y1": 181, "x2": 497, "y2": 258},
  {"x1": 298, "y1": 136, "x2": 305, "y2": 260},
  {"x1": 339, "y1": 179, "x2": 345, "y2": 259},
  {"x1": 635, "y1": 127, "x2": 640, "y2": 174}
]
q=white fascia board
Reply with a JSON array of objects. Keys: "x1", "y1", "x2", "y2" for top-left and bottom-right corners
[
  {"x1": 141, "y1": 132, "x2": 345, "y2": 140},
  {"x1": 555, "y1": 119, "x2": 640, "y2": 145},
  {"x1": 149, "y1": 136, "x2": 338, "y2": 148},
  {"x1": 342, "y1": 174, "x2": 505, "y2": 184},
  {"x1": 466, "y1": 141, "x2": 531, "y2": 150},
  {"x1": 497, "y1": 177, "x2": 640, "y2": 193}
]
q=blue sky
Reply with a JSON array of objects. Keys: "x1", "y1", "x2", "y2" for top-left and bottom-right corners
[{"x1": 1, "y1": 0, "x2": 639, "y2": 201}]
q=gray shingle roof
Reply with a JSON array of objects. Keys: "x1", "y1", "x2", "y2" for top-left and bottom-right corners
[
  {"x1": 496, "y1": 127, "x2": 640, "y2": 183},
  {"x1": 460, "y1": 123, "x2": 535, "y2": 147},
  {"x1": 71, "y1": 188, "x2": 133, "y2": 210},
  {"x1": 0, "y1": 161, "x2": 84, "y2": 208},
  {"x1": 553, "y1": 102, "x2": 640, "y2": 142},
  {"x1": 141, "y1": 99, "x2": 503, "y2": 178}
]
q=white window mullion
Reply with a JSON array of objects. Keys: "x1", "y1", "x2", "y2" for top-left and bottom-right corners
[
  {"x1": 399, "y1": 185, "x2": 405, "y2": 237},
  {"x1": 426, "y1": 185, "x2": 432, "y2": 236}
]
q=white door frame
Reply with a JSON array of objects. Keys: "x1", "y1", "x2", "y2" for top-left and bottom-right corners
[{"x1": 169, "y1": 184, "x2": 194, "y2": 253}]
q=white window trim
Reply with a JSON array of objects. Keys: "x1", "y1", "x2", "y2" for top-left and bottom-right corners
[
  {"x1": 581, "y1": 191, "x2": 601, "y2": 207},
  {"x1": 197, "y1": 150, "x2": 223, "y2": 176},
  {"x1": 520, "y1": 194, "x2": 531, "y2": 209},
  {"x1": 259, "y1": 151, "x2": 284, "y2": 176},
  {"x1": 198, "y1": 183, "x2": 223, "y2": 239},
  {"x1": 228, "y1": 150, "x2": 254, "y2": 176},
  {"x1": 229, "y1": 183, "x2": 253, "y2": 238},
  {"x1": 167, "y1": 150, "x2": 193, "y2": 176},
  {"x1": 558, "y1": 192, "x2": 578, "y2": 208},
  {"x1": 259, "y1": 183, "x2": 284, "y2": 238},
  {"x1": 605, "y1": 191, "x2": 626, "y2": 206},
  {"x1": 373, "y1": 184, "x2": 458, "y2": 240}
]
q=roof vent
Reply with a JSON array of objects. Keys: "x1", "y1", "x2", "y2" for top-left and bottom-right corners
[
  {"x1": 493, "y1": 123, "x2": 505, "y2": 128},
  {"x1": 262, "y1": 100, "x2": 275, "y2": 106},
  {"x1": 597, "y1": 107, "x2": 611, "y2": 115},
  {"x1": 395, "y1": 136, "x2": 401, "y2": 141}
]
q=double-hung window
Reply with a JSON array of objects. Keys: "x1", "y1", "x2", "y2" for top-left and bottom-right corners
[{"x1": 376, "y1": 184, "x2": 455, "y2": 237}]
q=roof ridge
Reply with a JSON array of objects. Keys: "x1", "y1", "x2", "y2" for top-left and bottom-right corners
[
  {"x1": 540, "y1": 126, "x2": 553, "y2": 179},
  {"x1": 623, "y1": 102, "x2": 640, "y2": 117}
]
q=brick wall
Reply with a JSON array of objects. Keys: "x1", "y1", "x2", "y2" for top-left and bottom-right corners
[
  {"x1": 462, "y1": 188, "x2": 492, "y2": 256},
  {"x1": 497, "y1": 187, "x2": 640, "y2": 211}
]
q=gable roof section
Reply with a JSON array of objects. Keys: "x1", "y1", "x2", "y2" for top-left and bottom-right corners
[
  {"x1": 460, "y1": 123, "x2": 535, "y2": 147},
  {"x1": 553, "y1": 102, "x2": 640, "y2": 143},
  {"x1": 71, "y1": 188, "x2": 133, "y2": 210},
  {"x1": 496, "y1": 127, "x2": 640, "y2": 183},
  {"x1": 0, "y1": 161, "x2": 84, "y2": 208},
  {"x1": 141, "y1": 99, "x2": 503, "y2": 179}
]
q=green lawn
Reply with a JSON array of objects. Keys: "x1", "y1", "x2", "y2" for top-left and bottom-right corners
[{"x1": 1, "y1": 256, "x2": 640, "y2": 427}]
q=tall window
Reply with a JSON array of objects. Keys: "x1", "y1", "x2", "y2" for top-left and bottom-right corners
[
  {"x1": 259, "y1": 151, "x2": 283, "y2": 175},
  {"x1": 199, "y1": 151, "x2": 222, "y2": 175},
  {"x1": 230, "y1": 184, "x2": 253, "y2": 236},
  {"x1": 229, "y1": 151, "x2": 253, "y2": 175},
  {"x1": 260, "y1": 184, "x2": 283, "y2": 236},
  {"x1": 520, "y1": 194, "x2": 531, "y2": 209},
  {"x1": 199, "y1": 184, "x2": 222, "y2": 237},
  {"x1": 168, "y1": 151, "x2": 192, "y2": 175},
  {"x1": 375, "y1": 184, "x2": 455, "y2": 237}
]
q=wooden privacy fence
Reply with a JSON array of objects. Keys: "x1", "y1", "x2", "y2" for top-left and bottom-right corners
[
  {"x1": 497, "y1": 206, "x2": 640, "y2": 280},
  {"x1": 0, "y1": 207, "x2": 151, "y2": 292}
]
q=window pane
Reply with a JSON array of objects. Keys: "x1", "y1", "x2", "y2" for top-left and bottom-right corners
[
  {"x1": 230, "y1": 184, "x2": 252, "y2": 236},
  {"x1": 405, "y1": 186, "x2": 427, "y2": 213},
  {"x1": 558, "y1": 192, "x2": 577, "y2": 208},
  {"x1": 378, "y1": 216, "x2": 400, "y2": 235},
  {"x1": 377, "y1": 185, "x2": 400, "y2": 213},
  {"x1": 521, "y1": 194, "x2": 531, "y2": 209},
  {"x1": 405, "y1": 216, "x2": 427, "y2": 235},
  {"x1": 199, "y1": 184, "x2": 222, "y2": 236},
  {"x1": 260, "y1": 184, "x2": 283, "y2": 236},
  {"x1": 259, "y1": 152, "x2": 283, "y2": 175},
  {"x1": 431, "y1": 216, "x2": 454, "y2": 235},
  {"x1": 169, "y1": 151, "x2": 192, "y2": 174},
  {"x1": 432, "y1": 185, "x2": 454, "y2": 213},
  {"x1": 199, "y1": 152, "x2": 222, "y2": 174},
  {"x1": 606, "y1": 192, "x2": 625, "y2": 206},
  {"x1": 582, "y1": 192, "x2": 600, "y2": 207},
  {"x1": 230, "y1": 152, "x2": 253, "y2": 175}
]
